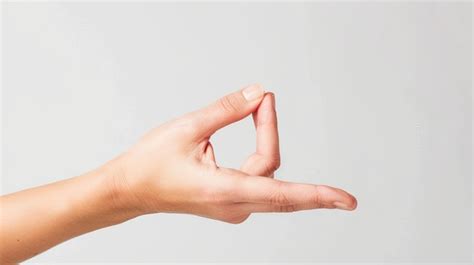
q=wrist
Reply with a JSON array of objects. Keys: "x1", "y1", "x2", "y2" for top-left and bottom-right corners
[
  {"x1": 92, "y1": 163, "x2": 144, "y2": 219},
  {"x1": 96, "y1": 158, "x2": 152, "y2": 218}
]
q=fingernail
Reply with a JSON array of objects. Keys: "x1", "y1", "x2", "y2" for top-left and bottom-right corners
[
  {"x1": 242, "y1": 84, "x2": 264, "y2": 101},
  {"x1": 270, "y1": 93, "x2": 276, "y2": 109},
  {"x1": 333, "y1": 201, "x2": 351, "y2": 210}
]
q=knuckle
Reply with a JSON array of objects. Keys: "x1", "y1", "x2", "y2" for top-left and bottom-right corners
[
  {"x1": 218, "y1": 95, "x2": 241, "y2": 114},
  {"x1": 278, "y1": 204, "x2": 296, "y2": 213},
  {"x1": 270, "y1": 183, "x2": 290, "y2": 205},
  {"x1": 263, "y1": 156, "x2": 281, "y2": 174},
  {"x1": 312, "y1": 187, "x2": 322, "y2": 207},
  {"x1": 272, "y1": 155, "x2": 281, "y2": 170}
]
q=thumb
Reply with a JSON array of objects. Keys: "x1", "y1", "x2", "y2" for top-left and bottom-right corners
[{"x1": 189, "y1": 84, "x2": 265, "y2": 139}]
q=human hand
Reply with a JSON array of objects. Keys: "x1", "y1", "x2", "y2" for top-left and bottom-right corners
[
  {"x1": 0, "y1": 86, "x2": 357, "y2": 263},
  {"x1": 104, "y1": 85, "x2": 357, "y2": 223}
]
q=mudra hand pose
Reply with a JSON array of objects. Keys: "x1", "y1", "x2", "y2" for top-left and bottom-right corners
[{"x1": 0, "y1": 85, "x2": 357, "y2": 263}]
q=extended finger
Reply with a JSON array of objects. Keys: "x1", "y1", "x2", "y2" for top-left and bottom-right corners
[{"x1": 235, "y1": 176, "x2": 357, "y2": 210}]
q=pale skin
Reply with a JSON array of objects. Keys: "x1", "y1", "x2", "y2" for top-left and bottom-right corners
[{"x1": 0, "y1": 85, "x2": 357, "y2": 263}]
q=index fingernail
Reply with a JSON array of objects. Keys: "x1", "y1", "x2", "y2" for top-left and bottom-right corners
[{"x1": 242, "y1": 84, "x2": 264, "y2": 101}]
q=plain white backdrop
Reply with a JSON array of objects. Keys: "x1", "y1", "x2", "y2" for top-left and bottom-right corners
[{"x1": 2, "y1": 2, "x2": 472, "y2": 263}]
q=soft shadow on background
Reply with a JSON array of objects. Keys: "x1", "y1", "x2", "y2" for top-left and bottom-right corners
[{"x1": 2, "y1": 2, "x2": 472, "y2": 263}]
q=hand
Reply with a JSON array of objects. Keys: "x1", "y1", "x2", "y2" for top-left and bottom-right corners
[
  {"x1": 105, "y1": 85, "x2": 357, "y2": 223},
  {"x1": 0, "y1": 84, "x2": 358, "y2": 263}
]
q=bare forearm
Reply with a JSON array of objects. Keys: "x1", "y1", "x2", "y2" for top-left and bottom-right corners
[{"x1": 0, "y1": 166, "x2": 140, "y2": 263}]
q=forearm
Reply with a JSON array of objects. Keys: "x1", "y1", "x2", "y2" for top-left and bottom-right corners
[{"x1": 0, "y1": 166, "x2": 141, "y2": 263}]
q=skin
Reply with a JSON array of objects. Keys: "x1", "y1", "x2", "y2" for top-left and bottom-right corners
[{"x1": 0, "y1": 85, "x2": 357, "y2": 263}]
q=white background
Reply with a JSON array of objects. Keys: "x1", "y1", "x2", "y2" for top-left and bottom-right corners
[{"x1": 2, "y1": 2, "x2": 472, "y2": 263}]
